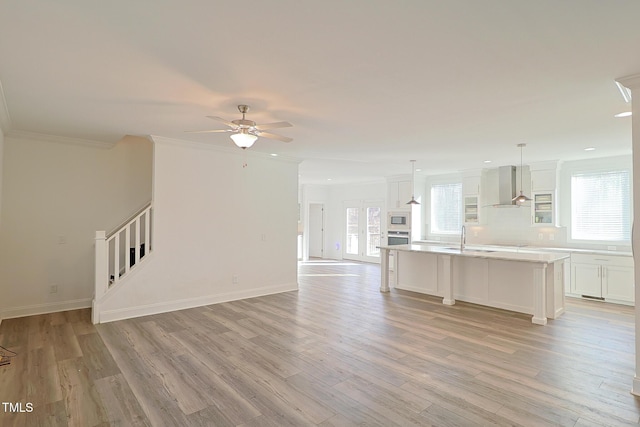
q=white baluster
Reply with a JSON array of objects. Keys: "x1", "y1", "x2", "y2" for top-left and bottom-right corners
[
  {"x1": 124, "y1": 226, "x2": 131, "y2": 275},
  {"x1": 135, "y1": 216, "x2": 141, "y2": 265},
  {"x1": 113, "y1": 233, "x2": 120, "y2": 284},
  {"x1": 145, "y1": 207, "x2": 151, "y2": 253}
]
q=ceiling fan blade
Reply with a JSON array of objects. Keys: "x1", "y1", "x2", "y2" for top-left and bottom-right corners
[
  {"x1": 185, "y1": 129, "x2": 232, "y2": 133},
  {"x1": 257, "y1": 131, "x2": 293, "y2": 143},
  {"x1": 255, "y1": 121, "x2": 293, "y2": 131},
  {"x1": 206, "y1": 116, "x2": 238, "y2": 128}
]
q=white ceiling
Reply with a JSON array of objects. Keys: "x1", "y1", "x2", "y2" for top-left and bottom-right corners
[{"x1": 1, "y1": 1, "x2": 639, "y2": 184}]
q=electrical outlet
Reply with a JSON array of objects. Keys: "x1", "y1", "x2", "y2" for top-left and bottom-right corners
[
  {"x1": 57, "y1": 236, "x2": 67, "y2": 245},
  {"x1": 261, "y1": 234, "x2": 267, "y2": 241},
  {"x1": 473, "y1": 231, "x2": 478, "y2": 237},
  {"x1": 232, "y1": 275, "x2": 238, "y2": 284},
  {"x1": 49, "y1": 285, "x2": 58, "y2": 294},
  {"x1": 538, "y1": 233, "x2": 543, "y2": 240}
]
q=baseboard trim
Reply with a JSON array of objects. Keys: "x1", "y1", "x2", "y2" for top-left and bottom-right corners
[
  {"x1": 0, "y1": 298, "x2": 92, "y2": 322},
  {"x1": 96, "y1": 282, "x2": 299, "y2": 323},
  {"x1": 395, "y1": 283, "x2": 442, "y2": 297}
]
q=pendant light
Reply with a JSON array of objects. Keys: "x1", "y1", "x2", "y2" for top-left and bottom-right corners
[
  {"x1": 512, "y1": 143, "x2": 531, "y2": 204},
  {"x1": 406, "y1": 160, "x2": 420, "y2": 205}
]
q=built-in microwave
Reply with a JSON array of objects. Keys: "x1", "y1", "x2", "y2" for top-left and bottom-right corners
[{"x1": 388, "y1": 212, "x2": 411, "y2": 230}]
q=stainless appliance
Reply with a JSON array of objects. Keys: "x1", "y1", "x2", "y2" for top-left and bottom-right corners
[
  {"x1": 388, "y1": 211, "x2": 411, "y2": 230},
  {"x1": 388, "y1": 230, "x2": 410, "y2": 246}
]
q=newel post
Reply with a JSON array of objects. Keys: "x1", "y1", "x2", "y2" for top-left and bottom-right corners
[{"x1": 93, "y1": 230, "x2": 108, "y2": 324}]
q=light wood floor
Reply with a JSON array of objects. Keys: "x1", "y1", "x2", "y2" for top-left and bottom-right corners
[{"x1": 1, "y1": 259, "x2": 640, "y2": 426}]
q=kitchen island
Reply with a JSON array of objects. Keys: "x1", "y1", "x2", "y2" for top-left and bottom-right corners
[{"x1": 379, "y1": 244, "x2": 570, "y2": 325}]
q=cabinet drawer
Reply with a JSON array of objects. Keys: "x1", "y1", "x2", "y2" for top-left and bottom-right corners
[{"x1": 571, "y1": 253, "x2": 633, "y2": 268}]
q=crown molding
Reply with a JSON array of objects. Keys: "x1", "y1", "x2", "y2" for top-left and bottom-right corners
[
  {"x1": 149, "y1": 135, "x2": 302, "y2": 164},
  {"x1": 0, "y1": 79, "x2": 12, "y2": 135},
  {"x1": 6, "y1": 130, "x2": 115, "y2": 149},
  {"x1": 616, "y1": 73, "x2": 640, "y2": 90}
]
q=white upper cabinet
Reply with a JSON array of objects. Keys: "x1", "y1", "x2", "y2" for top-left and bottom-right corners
[
  {"x1": 387, "y1": 179, "x2": 412, "y2": 211},
  {"x1": 462, "y1": 172, "x2": 482, "y2": 224},
  {"x1": 530, "y1": 162, "x2": 558, "y2": 192},
  {"x1": 462, "y1": 175, "x2": 481, "y2": 195},
  {"x1": 532, "y1": 192, "x2": 554, "y2": 225},
  {"x1": 530, "y1": 162, "x2": 559, "y2": 226}
]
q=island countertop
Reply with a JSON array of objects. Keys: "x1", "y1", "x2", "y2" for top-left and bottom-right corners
[
  {"x1": 378, "y1": 244, "x2": 570, "y2": 264},
  {"x1": 378, "y1": 244, "x2": 568, "y2": 325}
]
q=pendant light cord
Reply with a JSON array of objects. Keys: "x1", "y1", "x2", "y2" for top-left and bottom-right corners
[
  {"x1": 411, "y1": 160, "x2": 415, "y2": 198},
  {"x1": 518, "y1": 143, "x2": 526, "y2": 194}
]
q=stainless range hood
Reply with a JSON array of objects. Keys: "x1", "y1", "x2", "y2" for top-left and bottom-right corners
[{"x1": 494, "y1": 165, "x2": 519, "y2": 207}]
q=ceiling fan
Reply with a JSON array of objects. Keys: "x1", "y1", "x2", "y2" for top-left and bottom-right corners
[{"x1": 187, "y1": 105, "x2": 293, "y2": 149}]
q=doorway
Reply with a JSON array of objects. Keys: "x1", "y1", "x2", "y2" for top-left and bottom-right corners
[
  {"x1": 308, "y1": 203, "x2": 324, "y2": 259},
  {"x1": 343, "y1": 201, "x2": 382, "y2": 263}
]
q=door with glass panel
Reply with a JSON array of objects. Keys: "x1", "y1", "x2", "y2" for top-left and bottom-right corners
[{"x1": 344, "y1": 202, "x2": 382, "y2": 263}]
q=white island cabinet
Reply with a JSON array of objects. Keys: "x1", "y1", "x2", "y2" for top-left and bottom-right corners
[
  {"x1": 571, "y1": 253, "x2": 634, "y2": 305},
  {"x1": 379, "y1": 244, "x2": 569, "y2": 325}
]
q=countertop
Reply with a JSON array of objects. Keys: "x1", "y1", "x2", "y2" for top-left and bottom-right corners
[
  {"x1": 379, "y1": 244, "x2": 571, "y2": 264},
  {"x1": 411, "y1": 240, "x2": 632, "y2": 257}
]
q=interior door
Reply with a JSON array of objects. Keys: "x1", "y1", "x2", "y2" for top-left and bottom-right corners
[
  {"x1": 308, "y1": 203, "x2": 324, "y2": 258},
  {"x1": 344, "y1": 202, "x2": 382, "y2": 263}
]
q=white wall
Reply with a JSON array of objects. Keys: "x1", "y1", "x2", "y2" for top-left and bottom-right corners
[
  {"x1": 95, "y1": 137, "x2": 299, "y2": 322},
  {"x1": 0, "y1": 134, "x2": 152, "y2": 320},
  {"x1": 0, "y1": 129, "x2": 4, "y2": 229},
  {"x1": 616, "y1": 73, "x2": 640, "y2": 396}
]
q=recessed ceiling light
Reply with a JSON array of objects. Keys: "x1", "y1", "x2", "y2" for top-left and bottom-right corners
[
  {"x1": 415, "y1": 168, "x2": 422, "y2": 172},
  {"x1": 584, "y1": 147, "x2": 596, "y2": 151},
  {"x1": 614, "y1": 111, "x2": 632, "y2": 118},
  {"x1": 483, "y1": 160, "x2": 492, "y2": 164},
  {"x1": 327, "y1": 178, "x2": 332, "y2": 181},
  {"x1": 270, "y1": 153, "x2": 278, "y2": 157}
]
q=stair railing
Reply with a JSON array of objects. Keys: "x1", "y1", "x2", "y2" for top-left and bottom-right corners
[{"x1": 94, "y1": 203, "x2": 152, "y2": 300}]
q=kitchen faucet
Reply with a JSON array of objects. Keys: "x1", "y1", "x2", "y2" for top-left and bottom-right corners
[{"x1": 460, "y1": 225, "x2": 466, "y2": 251}]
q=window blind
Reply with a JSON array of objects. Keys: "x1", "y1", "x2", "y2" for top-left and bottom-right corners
[
  {"x1": 431, "y1": 182, "x2": 462, "y2": 234},
  {"x1": 571, "y1": 170, "x2": 630, "y2": 241}
]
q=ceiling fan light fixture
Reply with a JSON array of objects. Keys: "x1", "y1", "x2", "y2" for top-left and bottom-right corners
[{"x1": 230, "y1": 130, "x2": 257, "y2": 149}]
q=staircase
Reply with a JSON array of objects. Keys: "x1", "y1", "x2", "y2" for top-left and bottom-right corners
[{"x1": 92, "y1": 203, "x2": 152, "y2": 323}]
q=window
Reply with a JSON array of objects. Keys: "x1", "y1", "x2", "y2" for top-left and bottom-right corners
[
  {"x1": 431, "y1": 182, "x2": 462, "y2": 234},
  {"x1": 571, "y1": 170, "x2": 631, "y2": 241}
]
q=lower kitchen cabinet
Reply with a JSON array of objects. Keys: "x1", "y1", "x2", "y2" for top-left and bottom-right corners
[{"x1": 570, "y1": 253, "x2": 634, "y2": 305}]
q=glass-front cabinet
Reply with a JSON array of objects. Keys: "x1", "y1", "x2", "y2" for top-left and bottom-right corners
[
  {"x1": 532, "y1": 192, "x2": 554, "y2": 225},
  {"x1": 464, "y1": 195, "x2": 479, "y2": 224}
]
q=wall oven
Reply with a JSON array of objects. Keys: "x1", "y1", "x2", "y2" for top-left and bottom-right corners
[{"x1": 387, "y1": 230, "x2": 410, "y2": 246}]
